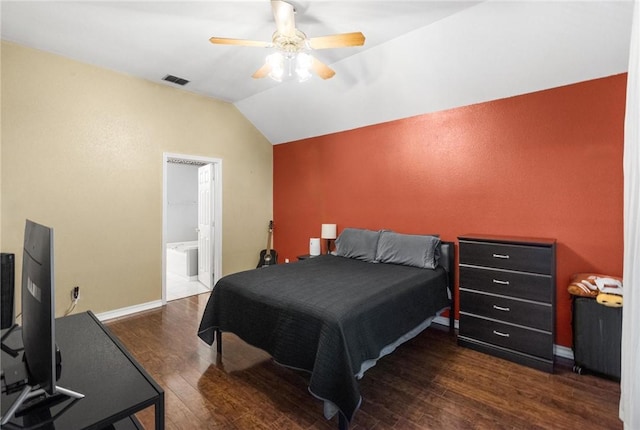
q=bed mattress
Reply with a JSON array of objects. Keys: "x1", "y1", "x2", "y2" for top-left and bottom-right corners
[{"x1": 197, "y1": 254, "x2": 450, "y2": 422}]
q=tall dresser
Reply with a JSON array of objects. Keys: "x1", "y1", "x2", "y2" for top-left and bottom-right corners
[{"x1": 458, "y1": 235, "x2": 556, "y2": 372}]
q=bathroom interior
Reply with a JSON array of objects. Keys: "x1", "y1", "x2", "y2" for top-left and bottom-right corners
[{"x1": 166, "y1": 159, "x2": 210, "y2": 301}]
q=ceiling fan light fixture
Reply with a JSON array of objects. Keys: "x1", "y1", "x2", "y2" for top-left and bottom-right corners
[
  {"x1": 266, "y1": 52, "x2": 285, "y2": 82},
  {"x1": 266, "y1": 51, "x2": 312, "y2": 83},
  {"x1": 295, "y1": 52, "x2": 313, "y2": 82},
  {"x1": 209, "y1": 1, "x2": 364, "y2": 81}
]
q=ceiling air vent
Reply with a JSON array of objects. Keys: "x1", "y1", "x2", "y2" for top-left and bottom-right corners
[{"x1": 162, "y1": 74, "x2": 190, "y2": 86}]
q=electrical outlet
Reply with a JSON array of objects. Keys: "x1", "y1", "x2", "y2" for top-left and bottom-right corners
[{"x1": 72, "y1": 286, "x2": 80, "y2": 300}]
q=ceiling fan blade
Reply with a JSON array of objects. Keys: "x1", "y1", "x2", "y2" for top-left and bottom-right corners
[
  {"x1": 209, "y1": 37, "x2": 271, "y2": 48},
  {"x1": 252, "y1": 62, "x2": 272, "y2": 79},
  {"x1": 272, "y1": 0, "x2": 296, "y2": 37},
  {"x1": 311, "y1": 57, "x2": 336, "y2": 80},
  {"x1": 309, "y1": 32, "x2": 366, "y2": 50}
]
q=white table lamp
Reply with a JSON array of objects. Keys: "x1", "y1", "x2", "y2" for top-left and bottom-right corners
[{"x1": 321, "y1": 224, "x2": 337, "y2": 254}]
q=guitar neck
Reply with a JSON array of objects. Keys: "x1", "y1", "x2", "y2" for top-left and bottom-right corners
[{"x1": 265, "y1": 230, "x2": 273, "y2": 253}]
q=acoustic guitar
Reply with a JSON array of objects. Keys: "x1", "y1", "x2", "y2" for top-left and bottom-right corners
[{"x1": 257, "y1": 220, "x2": 278, "y2": 268}]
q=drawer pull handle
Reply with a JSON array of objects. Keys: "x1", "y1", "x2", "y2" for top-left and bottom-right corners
[
  {"x1": 492, "y1": 253, "x2": 510, "y2": 259},
  {"x1": 492, "y1": 279, "x2": 510, "y2": 285},
  {"x1": 492, "y1": 305, "x2": 511, "y2": 312},
  {"x1": 493, "y1": 330, "x2": 510, "y2": 338}
]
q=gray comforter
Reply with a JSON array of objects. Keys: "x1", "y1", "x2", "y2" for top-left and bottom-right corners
[{"x1": 197, "y1": 254, "x2": 450, "y2": 423}]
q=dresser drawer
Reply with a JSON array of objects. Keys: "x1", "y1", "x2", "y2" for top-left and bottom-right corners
[
  {"x1": 459, "y1": 266, "x2": 553, "y2": 303},
  {"x1": 459, "y1": 314, "x2": 553, "y2": 360},
  {"x1": 459, "y1": 290, "x2": 552, "y2": 331},
  {"x1": 459, "y1": 240, "x2": 554, "y2": 274}
]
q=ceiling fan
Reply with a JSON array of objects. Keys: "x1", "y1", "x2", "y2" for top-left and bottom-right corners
[{"x1": 209, "y1": 0, "x2": 365, "y2": 82}]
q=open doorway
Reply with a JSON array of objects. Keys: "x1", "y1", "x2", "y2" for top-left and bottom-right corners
[{"x1": 162, "y1": 153, "x2": 222, "y2": 303}]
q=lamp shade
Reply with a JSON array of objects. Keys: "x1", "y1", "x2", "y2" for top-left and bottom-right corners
[{"x1": 321, "y1": 224, "x2": 337, "y2": 239}]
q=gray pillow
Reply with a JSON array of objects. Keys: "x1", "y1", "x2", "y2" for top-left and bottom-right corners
[
  {"x1": 376, "y1": 231, "x2": 441, "y2": 269},
  {"x1": 335, "y1": 228, "x2": 381, "y2": 262}
]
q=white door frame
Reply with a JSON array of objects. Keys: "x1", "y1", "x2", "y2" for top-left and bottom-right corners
[{"x1": 162, "y1": 152, "x2": 223, "y2": 304}]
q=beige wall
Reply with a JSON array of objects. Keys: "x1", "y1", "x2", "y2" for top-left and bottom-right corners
[{"x1": 1, "y1": 41, "x2": 273, "y2": 316}]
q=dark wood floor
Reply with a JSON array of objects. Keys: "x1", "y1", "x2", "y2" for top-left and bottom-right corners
[{"x1": 106, "y1": 294, "x2": 622, "y2": 429}]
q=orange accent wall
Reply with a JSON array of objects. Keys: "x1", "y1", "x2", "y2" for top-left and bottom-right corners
[{"x1": 273, "y1": 74, "x2": 626, "y2": 348}]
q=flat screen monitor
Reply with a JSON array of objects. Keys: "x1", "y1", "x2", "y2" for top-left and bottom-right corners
[
  {"x1": 0, "y1": 219, "x2": 83, "y2": 426},
  {"x1": 21, "y1": 219, "x2": 56, "y2": 394}
]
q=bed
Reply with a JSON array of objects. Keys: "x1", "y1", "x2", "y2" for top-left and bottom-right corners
[{"x1": 197, "y1": 229, "x2": 455, "y2": 429}]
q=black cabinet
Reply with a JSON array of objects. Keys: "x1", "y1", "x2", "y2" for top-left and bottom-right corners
[
  {"x1": 572, "y1": 297, "x2": 621, "y2": 379},
  {"x1": 458, "y1": 235, "x2": 556, "y2": 373}
]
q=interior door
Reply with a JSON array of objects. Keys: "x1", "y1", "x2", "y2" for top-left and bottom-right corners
[{"x1": 198, "y1": 164, "x2": 214, "y2": 289}]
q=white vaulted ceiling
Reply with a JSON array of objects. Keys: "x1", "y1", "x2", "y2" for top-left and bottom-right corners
[{"x1": 1, "y1": 1, "x2": 634, "y2": 144}]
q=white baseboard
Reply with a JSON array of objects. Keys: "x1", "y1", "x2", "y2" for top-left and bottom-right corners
[
  {"x1": 434, "y1": 315, "x2": 459, "y2": 329},
  {"x1": 433, "y1": 316, "x2": 574, "y2": 360},
  {"x1": 554, "y1": 344, "x2": 574, "y2": 360},
  {"x1": 95, "y1": 300, "x2": 164, "y2": 322}
]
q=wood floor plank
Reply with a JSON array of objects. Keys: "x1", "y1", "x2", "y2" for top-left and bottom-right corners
[{"x1": 107, "y1": 294, "x2": 622, "y2": 430}]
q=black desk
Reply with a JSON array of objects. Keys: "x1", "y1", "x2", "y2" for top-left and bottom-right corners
[{"x1": 1, "y1": 311, "x2": 164, "y2": 429}]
